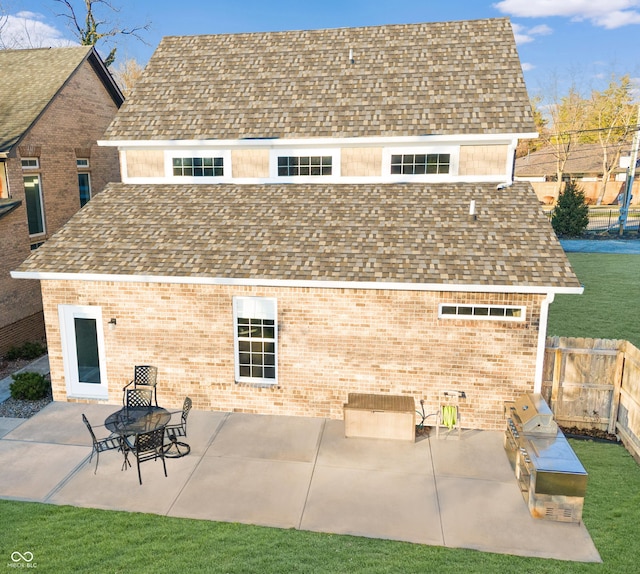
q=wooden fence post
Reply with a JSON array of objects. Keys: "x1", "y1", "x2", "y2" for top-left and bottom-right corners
[
  {"x1": 550, "y1": 347, "x2": 563, "y2": 411},
  {"x1": 608, "y1": 343, "x2": 626, "y2": 435}
]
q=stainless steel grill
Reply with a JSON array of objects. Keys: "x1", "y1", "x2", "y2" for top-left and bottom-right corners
[{"x1": 504, "y1": 393, "x2": 588, "y2": 523}]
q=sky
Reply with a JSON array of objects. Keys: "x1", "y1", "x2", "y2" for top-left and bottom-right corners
[{"x1": 2, "y1": 0, "x2": 640, "y2": 97}]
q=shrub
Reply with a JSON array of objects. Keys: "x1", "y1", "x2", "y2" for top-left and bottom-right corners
[
  {"x1": 10, "y1": 372, "x2": 50, "y2": 401},
  {"x1": 3, "y1": 341, "x2": 46, "y2": 361},
  {"x1": 551, "y1": 180, "x2": 590, "y2": 237}
]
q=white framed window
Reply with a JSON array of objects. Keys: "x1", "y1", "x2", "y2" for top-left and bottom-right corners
[
  {"x1": 165, "y1": 150, "x2": 230, "y2": 181},
  {"x1": 233, "y1": 297, "x2": 277, "y2": 385},
  {"x1": 383, "y1": 147, "x2": 458, "y2": 179},
  {"x1": 0, "y1": 161, "x2": 8, "y2": 198},
  {"x1": 78, "y1": 172, "x2": 91, "y2": 207},
  {"x1": 23, "y1": 174, "x2": 45, "y2": 236},
  {"x1": 270, "y1": 149, "x2": 340, "y2": 180},
  {"x1": 21, "y1": 157, "x2": 39, "y2": 169},
  {"x1": 439, "y1": 304, "x2": 526, "y2": 322},
  {"x1": 76, "y1": 158, "x2": 90, "y2": 168}
]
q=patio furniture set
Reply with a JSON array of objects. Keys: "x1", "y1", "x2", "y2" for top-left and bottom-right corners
[{"x1": 82, "y1": 365, "x2": 192, "y2": 485}]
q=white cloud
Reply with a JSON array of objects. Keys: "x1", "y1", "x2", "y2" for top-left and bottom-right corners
[
  {"x1": 0, "y1": 11, "x2": 75, "y2": 49},
  {"x1": 511, "y1": 22, "x2": 553, "y2": 44},
  {"x1": 521, "y1": 62, "x2": 535, "y2": 71},
  {"x1": 494, "y1": 0, "x2": 640, "y2": 29}
]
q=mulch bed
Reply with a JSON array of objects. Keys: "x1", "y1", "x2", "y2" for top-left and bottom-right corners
[{"x1": 560, "y1": 425, "x2": 620, "y2": 443}]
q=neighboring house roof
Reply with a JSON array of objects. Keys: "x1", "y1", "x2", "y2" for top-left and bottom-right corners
[
  {"x1": 0, "y1": 46, "x2": 123, "y2": 153},
  {"x1": 516, "y1": 143, "x2": 629, "y2": 178},
  {"x1": 14, "y1": 181, "x2": 580, "y2": 292},
  {"x1": 104, "y1": 18, "x2": 535, "y2": 141}
]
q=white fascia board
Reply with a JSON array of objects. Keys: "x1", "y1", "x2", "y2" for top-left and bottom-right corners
[
  {"x1": 10, "y1": 269, "x2": 584, "y2": 295},
  {"x1": 98, "y1": 133, "x2": 539, "y2": 149}
]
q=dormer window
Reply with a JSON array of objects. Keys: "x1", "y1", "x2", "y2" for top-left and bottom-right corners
[
  {"x1": 165, "y1": 150, "x2": 230, "y2": 181},
  {"x1": 270, "y1": 149, "x2": 340, "y2": 180},
  {"x1": 384, "y1": 147, "x2": 458, "y2": 179},
  {"x1": 277, "y1": 155, "x2": 332, "y2": 176},
  {"x1": 391, "y1": 153, "x2": 450, "y2": 175},
  {"x1": 173, "y1": 156, "x2": 224, "y2": 177}
]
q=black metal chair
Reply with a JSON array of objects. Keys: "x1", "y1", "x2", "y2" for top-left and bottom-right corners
[
  {"x1": 123, "y1": 428, "x2": 168, "y2": 485},
  {"x1": 82, "y1": 414, "x2": 122, "y2": 474},
  {"x1": 125, "y1": 388, "x2": 154, "y2": 408},
  {"x1": 164, "y1": 397, "x2": 192, "y2": 458},
  {"x1": 122, "y1": 365, "x2": 158, "y2": 406}
]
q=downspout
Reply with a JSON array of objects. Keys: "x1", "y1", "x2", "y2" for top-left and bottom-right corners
[{"x1": 534, "y1": 292, "x2": 554, "y2": 394}]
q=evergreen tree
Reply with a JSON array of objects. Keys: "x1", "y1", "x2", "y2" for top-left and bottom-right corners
[{"x1": 551, "y1": 180, "x2": 590, "y2": 237}]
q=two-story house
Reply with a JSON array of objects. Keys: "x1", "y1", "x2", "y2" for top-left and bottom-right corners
[
  {"x1": 0, "y1": 46, "x2": 123, "y2": 354},
  {"x1": 12, "y1": 19, "x2": 582, "y2": 430}
]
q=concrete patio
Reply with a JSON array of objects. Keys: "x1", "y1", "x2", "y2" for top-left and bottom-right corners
[{"x1": 0, "y1": 402, "x2": 601, "y2": 563}]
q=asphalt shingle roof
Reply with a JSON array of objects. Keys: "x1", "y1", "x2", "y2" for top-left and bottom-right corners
[
  {"x1": 104, "y1": 18, "x2": 535, "y2": 141},
  {"x1": 0, "y1": 46, "x2": 93, "y2": 152},
  {"x1": 16, "y1": 182, "x2": 580, "y2": 290},
  {"x1": 516, "y1": 144, "x2": 629, "y2": 177}
]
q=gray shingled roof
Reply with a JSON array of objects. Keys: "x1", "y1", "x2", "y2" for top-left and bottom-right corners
[
  {"x1": 104, "y1": 18, "x2": 535, "y2": 141},
  {"x1": 16, "y1": 182, "x2": 580, "y2": 290},
  {"x1": 0, "y1": 46, "x2": 93, "y2": 152}
]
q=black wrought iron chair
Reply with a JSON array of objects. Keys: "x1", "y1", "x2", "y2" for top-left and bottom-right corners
[
  {"x1": 122, "y1": 365, "x2": 158, "y2": 406},
  {"x1": 163, "y1": 397, "x2": 192, "y2": 458},
  {"x1": 125, "y1": 388, "x2": 154, "y2": 408},
  {"x1": 123, "y1": 427, "x2": 168, "y2": 485},
  {"x1": 82, "y1": 414, "x2": 122, "y2": 474}
]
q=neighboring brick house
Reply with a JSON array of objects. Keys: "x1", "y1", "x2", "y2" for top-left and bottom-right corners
[
  {"x1": 12, "y1": 19, "x2": 582, "y2": 430},
  {"x1": 0, "y1": 46, "x2": 123, "y2": 354},
  {"x1": 516, "y1": 143, "x2": 639, "y2": 205}
]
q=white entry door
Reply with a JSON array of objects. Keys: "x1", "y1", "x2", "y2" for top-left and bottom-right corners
[{"x1": 59, "y1": 305, "x2": 109, "y2": 399}]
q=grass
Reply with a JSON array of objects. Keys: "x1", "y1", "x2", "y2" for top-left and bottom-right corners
[
  {"x1": 3, "y1": 254, "x2": 639, "y2": 573},
  {"x1": 547, "y1": 253, "x2": 640, "y2": 348},
  {"x1": 0, "y1": 440, "x2": 637, "y2": 573}
]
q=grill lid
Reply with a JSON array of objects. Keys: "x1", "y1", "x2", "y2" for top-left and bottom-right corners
[{"x1": 510, "y1": 393, "x2": 558, "y2": 436}]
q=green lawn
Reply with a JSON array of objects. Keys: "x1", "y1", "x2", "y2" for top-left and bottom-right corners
[
  {"x1": 2, "y1": 252, "x2": 639, "y2": 573},
  {"x1": 1, "y1": 440, "x2": 637, "y2": 573},
  {"x1": 547, "y1": 253, "x2": 640, "y2": 348}
]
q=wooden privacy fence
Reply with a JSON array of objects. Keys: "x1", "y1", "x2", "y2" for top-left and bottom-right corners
[{"x1": 542, "y1": 337, "x2": 640, "y2": 461}]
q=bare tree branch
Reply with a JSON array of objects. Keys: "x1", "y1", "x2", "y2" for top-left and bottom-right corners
[{"x1": 53, "y1": 0, "x2": 150, "y2": 66}]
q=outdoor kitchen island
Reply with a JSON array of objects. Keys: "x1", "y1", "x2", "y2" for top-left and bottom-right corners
[{"x1": 504, "y1": 393, "x2": 588, "y2": 523}]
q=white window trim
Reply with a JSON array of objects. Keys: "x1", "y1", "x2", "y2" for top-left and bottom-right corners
[
  {"x1": 269, "y1": 148, "x2": 341, "y2": 181},
  {"x1": 58, "y1": 304, "x2": 109, "y2": 399},
  {"x1": 78, "y1": 171, "x2": 92, "y2": 206},
  {"x1": 164, "y1": 149, "x2": 232, "y2": 182},
  {"x1": 76, "y1": 158, "x2": 90, "y2": 168},
  {"x1": 233, "y1": 296, "x2": 278, "y2": 386},
  {"x1": 0, "y1": 161, "x2": 9, "y2": 199},
  {"x1": 21, "y1": 157, "x2": 39, "y2": 169},
  {"x1": 23, "y1": 173, "x2": 46, "y2": 237},
  {"x1": 438, "y1": 303, "x2": 526, "y2": 322},
  {"x1": 382, "y1": 146, "x2": 459, "y2": 181}
]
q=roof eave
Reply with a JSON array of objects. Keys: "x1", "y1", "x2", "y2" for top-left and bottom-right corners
[
  {"x1": 9, "y1": 270, "x2": 584, "y2": 295},
  {"x1": 99, "y1": 132, "x2": 539, "y2": 148}
]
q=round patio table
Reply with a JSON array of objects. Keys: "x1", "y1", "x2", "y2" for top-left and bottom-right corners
[{"x1": 105, "y1": 406, "x2": 171, "y2": 436}]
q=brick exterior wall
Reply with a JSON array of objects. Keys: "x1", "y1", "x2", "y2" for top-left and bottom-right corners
[
  {"x1": 0, "y1": 58, "x2": 120, "y2": 355},
  {"x1": 341, "y1": 148, "x2": 382, "y2": 177},
  {"x1": 126, "y1": 150, "x2": 164, "y2": 178},
  {"x1": 41, "y1": 279, "x2": 544, "y2": 430},
  {"x1": 459, "y1": 145, "x2": 508, "y2": 176}
]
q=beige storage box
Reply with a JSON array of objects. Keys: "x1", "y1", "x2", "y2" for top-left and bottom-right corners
[{"x1": 344, "y1": 393, "x2": 415, "y2": 441}]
